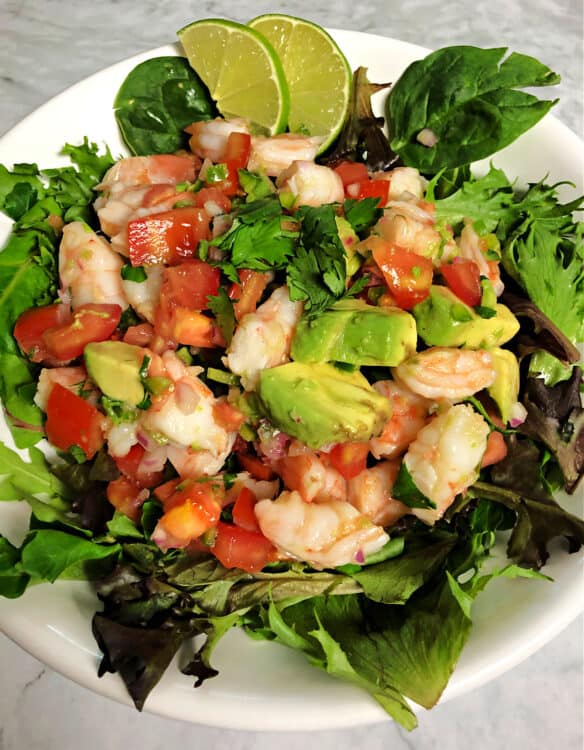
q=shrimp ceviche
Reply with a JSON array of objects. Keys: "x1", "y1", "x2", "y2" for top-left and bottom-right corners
[{"x1": 0, "y1": 16, "x2": 582, "y2": 731}]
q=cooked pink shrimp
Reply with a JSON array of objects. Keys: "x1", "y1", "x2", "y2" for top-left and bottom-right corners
[
  {"x1": 403, "y1": 403, "x2": 489, "y2": 524},
  {"x1": 276, "y1": 161, "x2": 344, "y2": 208},
  {"x1": 34, "y1": 366, "x2": 92, "y2": 410},
  {"x1": 255, "y1": 490, "x2": 389, "y2": 569},
  {"x1": 187, "y1": 117, "x2": 250, "y2": 163},
  {"x1": 121, "y1": 265, "x2": 163, "y2": 323},
  {"x1": 346, "y1": 460, "x2": 409, "y2": 527},
  {"x1": 374, "y1": 200, "x2": 442, "y2": 259},
  {"x1": 59, "y1": 222, "x2": 128, "y2": 309},
  {"x1": 225, "y1": 285, "x2": 303, "y2": 390},
  {"x1": 248, "y1": 134, "x2": 324, "y2": 177},
  {"x1": 367, "y1": 167, "x2": 427, "y2": 204},
  {"x1": 456, "y1": 220, "x2": 504, "y2": 296},
  {"x1": 224, "y1": 472, "x2": 281, "y2": 506},
  {"x1": 369, "y1": 380, "x2": 433, "y2": 459},
  {"x1": 97, "y1": 154, "x2": 198, "y2": 191},
  {"x1": 140, "y1": 351, "x2": 237, "y2": 476},
  {"x1": 394, "y1": 347, "x2": 496, "y2": 401},
  {"x1": 276, "y1": 442, "x2": 347, "y2": 503}
]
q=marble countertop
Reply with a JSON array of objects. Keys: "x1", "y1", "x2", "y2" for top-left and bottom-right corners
[{"x1": 0, "y1": 1, "x2": 582, "y2": 748}]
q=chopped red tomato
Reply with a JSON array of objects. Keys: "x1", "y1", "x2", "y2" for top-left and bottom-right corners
[
  {"x1": 327, "y1": 441, "x2": 369, "y2": 480},
  {"x1": 220, "y1": 132, "x2": 252, "y2": 169},
  {"x1": 210, "y1": 522, "x2": 275, "y2": 573},
  {"x1": 481, "y1": 430, "x2": 508, "y2": 468},
  {"x1": 355, "y1": 179, "x2": 390, "y2": 205},
  {"x1": 232, "y1": 487, "x2": 260, "y2": 532},
  {"x1": 106, "y1": 476, "x2": 146, "y2": 522},
  {"x1": 123, "y1": 322, "x2": 154, "y2": 347},
  {"x1": 368, "y1": 237, "x2": 433, "y2": 310},
  {"x1": 194, "y1": 187, "x2": 232, "y2": 214},
  {"x1": 334, "y1": 161, "x2": 369, "y2": 188},
  {"x1": 153, "y1": 477, "x2": 182, "y2": 504},
  {"x1": 229, "y1": 269, "x2": 271, "y2": 320},
  {"x1": 440, "y1": 259, "x2": 482, "y2": 307},
  {"x1": 14, "y1": 303, "x2": 71, "y2": 363},
  {"x1": 171, "y1": 308, "x2": 223, "y2": 347},
  {"x1": 206, "y1": 162, "x2": 241, "y2": 196},
  {"x1": 212, "y1": 400, "x2": 246, "y2": 432},
  {"x1": 128, "y1": 207, "x2": 211, "y2": 266},
  {"x1": 162, "y1": 260, "x2": 220, "y2": 310},
  {"x1": 237, "y1": 452, "x2": 276, "y2": 481},
  {"x1": 45, "y1": 383, "x2": 104, "y2": 459},
  {"x1": 42, "y1": 303, "x2": 122, "y2": 361},
  {"x1": 114, "y1": 444, "x2": 164, "y2": 488},
  {"x1": 155, "y1": 479, "x2": 223, "y2": 546}
]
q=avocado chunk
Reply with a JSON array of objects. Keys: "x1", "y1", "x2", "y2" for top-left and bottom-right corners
[
  {"x1": 291, "y1": 299, "x2": 417, "y2": 367},
  {"x1": 413, "y1": 286, "x2": 520, "y2": 348},
  {"x1": 487, "y1": 348, "x2": 520, "y2": 423},
  {"x1": 85, "y1": 341, "x2": 146, "y2": 405},
  {"x1": 257, "y1": 362, "x2": 391, "y2": 449},
  {"x1": 335, "y1": 216, "x2": 361, "y2": 276}
]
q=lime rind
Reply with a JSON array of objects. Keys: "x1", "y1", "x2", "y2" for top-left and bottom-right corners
[
  {"x1": 248, "y1": 14, "x2": 352, "y2": 152},
  {"x1": 178, "y1": 18, "x2": 290, "y2": 135}
]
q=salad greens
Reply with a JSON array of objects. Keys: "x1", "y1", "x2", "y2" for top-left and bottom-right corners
[
  {"x1": 0, "y1": 33, "x2": 582, "y2": 732},
  {"x1": 386, "y1": 46, "x2": 560, "y2": 173}
]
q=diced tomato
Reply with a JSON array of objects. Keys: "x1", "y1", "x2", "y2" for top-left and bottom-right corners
[
  {"x1": 210, "y1": 522, "x2": 276, "y2": 573},
  {"x1": 171, "y1": 308, "x2": 222, "y2": 347},
  {"x1": 155, "y1": 478, "x2": 223, "y2": 546},
  {"x1": 213, "y1": 400, "x2": 246, "y2": 432},
  {"x1": 237, "y1": 452, "x2": 276, "y2": 481},
  {"x1": 232, "y1": 487, "x2": 260, "y2": 532},
  {"x1": 45, "y1": 383, "x2": 104, "y2": 459},
  {"x1": 162, "y1": 260, "x2": 220, "y2": 310},
  {"x1": 440, "y1": 259, "x2": 482, "y2": 307},
  {"x1": 128, "y1": 207, "x2": 211, "y2": 266},
  {"x1": 153, "y1": 477, "x2": 182, "y2": 504},
  {"x1": 206, "y1": 161, "x2": 240, "y2": 196},
  {"x1": 220, "y1": 132, "x2": 252, "y2": 169},
  {"x1": 114, "y1": 444, "x2": 164, "y2": 488},
  {"x1": 42, "y1": 303, "x2": 122, "y2": 361},
  {"x1": 157, "y1": 502, "x2": 215, "y2": 543},
  {"x1": 481, "y1": 430, "x2": 508, "y2": 468},
  {"x1": 368, "y1": 237, "x2": 433, "y2": 310},
  {"x1": 355, "y1": 179, "x2": 390, "y2": 205},
  {"x1": 194, "y1": 187, "x2": 232, "y2": 214},
  {"x1": 229, "y1": 269, "x2": 271, "y2": 320},
  {"x1": 13, "y1": 303, "x2": 71, "y2": 363},
  {"x1": 334, "y1": 161, "x2": 369, "y2": 187},
  {"x1": 106, "y1": 476, "x2": 146, "y2": 522},
  {"x1": 327, "y1": 441, "x2": 369, "y2": 480}
]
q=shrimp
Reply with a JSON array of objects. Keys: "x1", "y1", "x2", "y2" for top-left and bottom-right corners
[
  {"x1": 403, "y1": 403, "x2": 490, "y2": 524},
  {"x1": 106, "y1": 421, "x2": 140, "y2": 458},
  {"x1": 187, "y1": 117, "x2": 250, "y2": 163},
  {"x1": 34, "y1": 366, "x2": 91, "y2": 410},
  {"x1": 140, "y1": 351, "x2": 237, "y2": 476},
  {"x1": 394, "y1": 347, "x2": 496, "y2": 401},
  {"x1": 374, "y1": 200, "x2": 456, "y2": 261},
  {"x1": 224, "y1": 471, "x2": 280, "y2": 505},
  {"x1": 276, "y1": 161, "x2": 344, "y2": 208},
  {"x1": 369, "y1": 167, "x2": 427, "y2": 203},
  {"x1": 225, "y1": 285, "x2": 303, "y2": 390},
  {"x1": 369, "y1": 380, "x2": 433, "y2": 459},
  {"x1": 59, "y1": 222, "x2": 128, "y2": 309},
  {"x1": 248, "y1": 134, "x2": 324, "y2": 177},
  {"x1": 346, "y1": 460, "x2": 410, "y2": 527},
  {"x1": 97, "y1": 154, "x2": 198, "y2": 192},
  {"x1": 255, "y1": 490, "x2": 389, "y2": 569},
  {"x1": 456, "y1": 220, "x2": 504, "y2": 296},
  {"x1": 121, "y1": 265, "x2": 163, "y2": 323},
  {"x1": 276, "y1": 442, "x2": 347, "y2": 503}
]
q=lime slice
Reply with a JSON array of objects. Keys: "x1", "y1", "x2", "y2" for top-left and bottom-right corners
[
  {"x1": 177, "y1": 18, "x2": 289, "y2": 135},
  {"x1": 248, "y1": 14, "x2": 352, "y2": 152}
]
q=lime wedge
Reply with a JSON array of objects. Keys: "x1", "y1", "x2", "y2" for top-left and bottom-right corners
[
  {"x1": 248, "y1": 14, "x2": 352, "y2": 152},
  {"x1": 177, "y1": 18, "x2": 290, "y2": 135}
]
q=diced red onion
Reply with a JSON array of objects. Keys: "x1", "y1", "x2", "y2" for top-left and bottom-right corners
[
  {"x1": 258, "y1": 428, "x2": 290, "y2": 461},
  {"x1": 416, "y1": 128, "x2": 439, "y2": 147},
  {"x1": 136, "y1": 428, "x2": 159, "y2": 452},
  {"x1": 139, "y1": 444, "x2": 168, "y2": 473},
  {"x1": 204, "y1": 200, "x2": 224, "y2": 217},
  {"x1": 509, "y1": 401, "x2": 527, "y2": 428},
  {"x1": 354, "y1": 549, "x2": 365, "y2": 564}
]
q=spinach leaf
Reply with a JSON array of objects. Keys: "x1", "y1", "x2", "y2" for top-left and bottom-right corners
[
  {"x1": 387, "y1": 46, "x2": 559, "y2": 173},
  {"x1": 114, "y1": 57, "x2": 216, "y2": 155}
]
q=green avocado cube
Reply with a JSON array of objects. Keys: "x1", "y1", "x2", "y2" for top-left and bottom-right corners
[
  {"x1": 257, "y1": 361, "x2": 392, "y2": 449},
  {"x1": 85, "y1": 341, "x2": 146, "y2": 405},
  {"x1": 291, "y1": 299, "x2": 417, "y2": 367}
]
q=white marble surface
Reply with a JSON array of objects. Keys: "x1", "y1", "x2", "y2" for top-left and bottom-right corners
[{"x1": 0, "y1": 1, "x2": 583, "y2": 748}]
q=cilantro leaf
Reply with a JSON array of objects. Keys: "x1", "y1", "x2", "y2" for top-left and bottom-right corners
[
  {"x1": 207, "y1": 288, "x2": 236, "y2": 345},
  {"x1": 343, "y1": 197, "x2": 383, "y2": 234}
]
